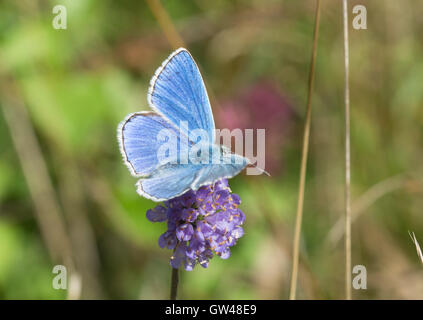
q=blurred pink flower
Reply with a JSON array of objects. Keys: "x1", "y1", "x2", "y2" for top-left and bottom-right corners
[{"x1": 217, "y1": 81, "x2": 295, "y2": 175}]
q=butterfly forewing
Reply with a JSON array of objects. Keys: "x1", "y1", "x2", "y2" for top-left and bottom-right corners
[{"x1": 148, "y1": 48, "x2": 215, "y2": 144}]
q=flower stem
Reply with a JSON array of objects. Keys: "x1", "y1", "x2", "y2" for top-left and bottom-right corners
[
  {"x1": 342, "y1": 0, "x2": 352, "y2": 301},
  {"x1": 289, "y1": 0, "x2": 321, "y2": 300},
  {"x1": 170, "y1": 267, "x2": 179, "y2": 300}
]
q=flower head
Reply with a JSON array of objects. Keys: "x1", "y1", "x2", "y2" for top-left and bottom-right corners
[{"x1": 146, "y1": 179, "x2": 245, "y2": 271}]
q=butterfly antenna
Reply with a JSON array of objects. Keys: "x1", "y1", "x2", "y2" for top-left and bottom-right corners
[
  {"x1": 247, "y1": 163, "x2": 271, "y2": 177},
  {"x1": 260, "y1": 168, "x2": 271, "y2": 177}
]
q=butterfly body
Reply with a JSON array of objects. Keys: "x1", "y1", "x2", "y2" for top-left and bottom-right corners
[{"x1": 118, "y1": 48, "x2": 249, "y2": 201}]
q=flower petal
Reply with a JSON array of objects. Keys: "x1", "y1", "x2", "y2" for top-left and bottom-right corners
[
  {"x1": 146, "y1": 206, "x2": 167, "y2": 222},
  {"x1": 176, "y1": 223, "x2": 194, "y2": 241}
]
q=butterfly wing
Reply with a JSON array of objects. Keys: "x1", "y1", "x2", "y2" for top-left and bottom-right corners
[
  {"x1": 148, "y1": 48, "x2": 215, "y2": 143},
  {"x1": 118, "y1": 111, "x2": 189, "y2": 177},
  {"x1": 190, "y1": 147, "x2": 250, "y2": 190},
  {"x1": 134, "y1": 144, "x2": 249, "y2": 201},
  {"x1": 137, "y1": 164, "x2": 201, "y2": 201}
]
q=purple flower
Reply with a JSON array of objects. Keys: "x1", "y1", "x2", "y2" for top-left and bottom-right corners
[
  {"x1": 176, "y1": 223, "x2": 194, "y2": 241},
  {"x1": 146, "y1": 205, "x2": 168, "y2": 222},
  {"x1": 146, "y1": 179, "x2": 245, "y2": 271}
]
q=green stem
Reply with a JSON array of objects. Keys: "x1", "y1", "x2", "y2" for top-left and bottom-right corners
[{"x1": 170, "y1": 267, "x2": 179, "y2": 300}]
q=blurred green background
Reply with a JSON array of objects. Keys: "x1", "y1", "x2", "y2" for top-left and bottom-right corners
[{"x1": 0, "y1": 0, "x2": 422, "y2": 299}]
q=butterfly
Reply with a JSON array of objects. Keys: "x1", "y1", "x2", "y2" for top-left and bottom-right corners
[{"x1": 118, "y1": 48, "x2": 250, "y2": 201}]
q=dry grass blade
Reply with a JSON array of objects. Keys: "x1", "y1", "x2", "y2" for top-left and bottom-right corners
[
  {"x1": 327, "y1": 174, "x2": 407, "y2": 246},
  {"x1": 1, "y1": 82, "x2": 80, "y2": 299},
  {"x1": 145, "y1": 0, "x2": 185, "y2": 49},
  {"x1": 1, "y1": 89, "x2": 72, "y2": 264},
  {"x1": 289, "y1": 0, "x2": 321, "y2": 300},
  {"x1": 342, "y1": 0, "x2": 352, "y2": 300},
  {"x1": 409, "y1": 231, "x2": 423, "y2": 264}
]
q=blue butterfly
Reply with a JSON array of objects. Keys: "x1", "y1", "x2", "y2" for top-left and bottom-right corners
[{"x1": 118, "y1": 48, "x2": 250, "y2": 201}]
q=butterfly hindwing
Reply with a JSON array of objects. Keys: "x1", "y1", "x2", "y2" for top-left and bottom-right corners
[
  {"x1": 118, "y1": 112, "x2": 189, "y2": 177},
  {"x1": 137, "y1": 163, "x2": 201, "y2": 201},
  {"x1": 191, "y1": 149, "x2": 249, "y2": 190},
  {"x1": 135, "y1": 144, "x2": 249, "y2": 201}
]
